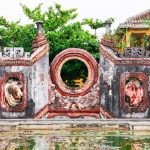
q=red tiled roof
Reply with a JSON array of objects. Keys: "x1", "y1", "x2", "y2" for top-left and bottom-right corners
[{"x1": 119, "y1": 9, "x2": 150, "y2": 29}]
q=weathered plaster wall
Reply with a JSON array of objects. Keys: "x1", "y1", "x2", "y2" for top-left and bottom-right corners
[
  {"x1": 30, "y1": 54, "x2": 49, "y2": 113},
  {"x1": 100, "y1": 54, "x2": 119, "y2": 117},
  {"x1": 0, "y1": 53, "x2": 49, "y2": 118}
]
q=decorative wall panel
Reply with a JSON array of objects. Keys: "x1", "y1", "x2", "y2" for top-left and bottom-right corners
[
  {"x1": 0, "y1": 73, "x2": 27, "y2": 112},
  {"x1": 120, "y1": 72, "x2": 149, "y2": 113}
]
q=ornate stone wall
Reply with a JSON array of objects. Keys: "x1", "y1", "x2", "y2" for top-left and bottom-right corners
[
  {"x1": 4, "y1": 21, "x2": 150, "y2": 119},
  {"x1": 0, "y1": 38, "x2": 101, "y2": 119},
  {"x1": 0, "y1": 22, "x2": 50, "y2": 118},
  {"x1": 48, "y1": 48, "x2": 100, "y2": 118},
  {"x1": 100, "y1": 45, "x2": 150, "y2": 118}
]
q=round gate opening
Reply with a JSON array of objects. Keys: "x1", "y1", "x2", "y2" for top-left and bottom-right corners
[{"x1": 61, "y1": 59, "x2": 88, "y2": 88}]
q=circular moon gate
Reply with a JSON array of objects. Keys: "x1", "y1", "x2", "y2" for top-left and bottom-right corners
[{"x1": 50, "y1": 48, "x2": 98, "y2": 97}]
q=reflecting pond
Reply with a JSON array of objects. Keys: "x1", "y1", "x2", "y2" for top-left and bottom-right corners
[{"x1": 1, "y1": 129, "x2": 150, "y2": 150}]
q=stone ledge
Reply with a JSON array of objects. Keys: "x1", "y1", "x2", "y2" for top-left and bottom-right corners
[{"x1": 0, "y1": 119, "x2": 149, "y2": 131}]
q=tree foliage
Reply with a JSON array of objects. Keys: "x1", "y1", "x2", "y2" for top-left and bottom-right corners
[
  {"x1": 61, "y1": 59, "x2": 88, "y2": 87},
  {"x1": 82, "y1": 17, "x2": 114, "y2": 36},
  {"x1": 82, "y1": 18, "x2": 104, "y2": 36},
  {"x1": 21, "y1": 3, "x2": 78, "y2": 31},
  {"x1": 0, "y1": 16, "x2": 36, "y2": 51},
  {"x1": 0, "y1": 3, "x2": 110, "y2": 84},
  {"x1": 0, "y1": 3, "x2": 102, "y2": 61},
  {"x1": 21, "y1": 3, "x2": 100, "y2": 62}
]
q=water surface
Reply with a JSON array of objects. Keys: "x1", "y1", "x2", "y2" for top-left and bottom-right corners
[{"x1": 1, "y1": 129, "x2": 150, "y2": 150}]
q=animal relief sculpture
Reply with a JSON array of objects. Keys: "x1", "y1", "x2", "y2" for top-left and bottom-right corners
[{"x1": 5, "y1": 77, "x2": 23, "y2": 107}]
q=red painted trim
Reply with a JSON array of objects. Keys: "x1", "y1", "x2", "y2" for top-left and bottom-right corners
[
  {"x1": 33, "y1": 104, "x2": 101, "y2": 119},
  {"x1": 32, "y1": 33, "x2": 48, "y2": 49},
  {"x1": 48, "y1": 108, "x2": 100, "y2": 113},
  {"x1": 47, "y1": 113, "x2": 100, "y2": 119},
  {"x1": 33, "y1": 104, "x2": 49, "y2": 119},
  {"x1": 100, "y1": 104, "x2": 115, "y2": 119}
]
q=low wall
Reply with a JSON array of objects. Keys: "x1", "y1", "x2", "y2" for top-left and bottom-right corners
[{"x1": 0, "y1": 119, "x2": 150, "y2": 131}]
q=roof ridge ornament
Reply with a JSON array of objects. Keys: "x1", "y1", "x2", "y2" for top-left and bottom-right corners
[{"x1": 32, "y1": 21, "x2": 48, "y2": 50}]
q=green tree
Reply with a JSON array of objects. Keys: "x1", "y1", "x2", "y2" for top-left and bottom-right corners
[
  {"x1": 0, "y1": 16, "x2": 36, "y2": 51},
  {"x1": 0, "y1": 3, "x2": 100, "y2": 61},
  {"x1": 82, "y1": 17, "x2": 114, "y2": 36},
  {"x1": 0, "y1": 3, "x2": 109, "y2": 85},
  {"x1": 21, "y1": 3, "x2": 100, "y2": 62},
  {"x1": 82, "y1": 18, "x2": 104, "y2": 36}
]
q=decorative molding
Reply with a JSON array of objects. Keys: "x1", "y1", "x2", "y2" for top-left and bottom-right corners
[
  {"x1": 100, "y1": 45, "x2": 150, "y2": 65},
  {"x1": 48, "y1": 112, "x2": 100, "y2": 119},
  {"x1": 100, "y1": 105, "x2": 115, "y2": 119},
  {"x1": 34, "y1": 75, "x2": 114, "y2": 119},
  {"x1": 47, "y1": 67, "x2": 100, "y2": 118},
  {"x1": 33, "y1": 104, "x2": 49, "y2": 119},
  {"x1": 49, "y1": 79, "x2": 100, "y2": 110}
]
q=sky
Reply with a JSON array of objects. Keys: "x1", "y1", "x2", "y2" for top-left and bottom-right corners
[{"x1": 0, "y1": 0, "x2": 150, "y2": 36}]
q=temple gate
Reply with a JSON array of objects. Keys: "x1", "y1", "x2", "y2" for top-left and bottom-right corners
[{"x1": 0, "y1": 19, "x2": 149, "y2": 119}]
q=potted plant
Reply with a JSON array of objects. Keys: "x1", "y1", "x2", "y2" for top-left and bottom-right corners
[
  {"x1": 141, "y1": 34, "x2": 149, "y2": 48},
  {"x1": 115, "y1": 42, "x2": 127, "y2": 57}
]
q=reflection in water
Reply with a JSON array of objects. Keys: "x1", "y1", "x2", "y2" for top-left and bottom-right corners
[{"x1": 0, "y1": 130, "x2": 150, "y2": 150}]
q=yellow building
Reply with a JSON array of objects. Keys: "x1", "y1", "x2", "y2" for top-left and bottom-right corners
[{"x1": 119, "y1": 9, "x2": 150, "y2": 47}]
